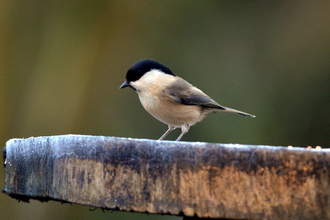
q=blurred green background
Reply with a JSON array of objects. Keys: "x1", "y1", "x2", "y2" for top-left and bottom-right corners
[{"x1": 1, "y1": 1, "x2": 330, "y2": 219}]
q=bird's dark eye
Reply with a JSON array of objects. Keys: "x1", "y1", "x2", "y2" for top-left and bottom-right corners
[{"x1": 135, "y1": 74, "x2": 141, "y2": 80}]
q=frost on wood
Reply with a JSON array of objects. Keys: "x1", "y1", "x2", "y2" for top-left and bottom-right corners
[{"x1": 2, "y1": 135, "x2": 330, "y2": 219}]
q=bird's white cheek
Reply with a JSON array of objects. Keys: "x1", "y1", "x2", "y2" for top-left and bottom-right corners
[
  {"x1": 130, "y1": 81, "x2": 143, "y2": 91},
  {"x1": 130, "y1": 70, "x2": 162, "y2": 91}
]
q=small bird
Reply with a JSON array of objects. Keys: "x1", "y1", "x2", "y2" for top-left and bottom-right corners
[{"x1": 120, "y1": 59, "x2": 255, "y2": 141}]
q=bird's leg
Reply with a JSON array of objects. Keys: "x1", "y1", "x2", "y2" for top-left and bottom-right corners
[
  {"x1": 158, "y1": 125, "x2": 175, "y2": 140},
  {"x1": 176, "y1": 124, "x2": 190, "y2": 141}
]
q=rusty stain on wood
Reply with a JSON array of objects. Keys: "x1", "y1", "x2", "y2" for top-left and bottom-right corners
[{"x1": 2, "y1": 135, "x2": 330, "y2": 219}]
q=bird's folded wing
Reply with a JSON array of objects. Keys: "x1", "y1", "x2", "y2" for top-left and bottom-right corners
[{"x1": 165, "y1": 78, "x2": 225, "y2": 110}]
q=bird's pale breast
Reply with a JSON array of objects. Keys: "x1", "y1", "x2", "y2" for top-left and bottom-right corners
[{"x1": 138, "y1": 89, "x2": 204, "y2": 128}]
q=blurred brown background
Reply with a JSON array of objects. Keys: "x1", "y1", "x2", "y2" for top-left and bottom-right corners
[{"x1": 1, "y1": 1, "x2": 330, "y2": 220}]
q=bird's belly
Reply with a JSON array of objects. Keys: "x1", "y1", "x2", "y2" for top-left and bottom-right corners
[{"x1": 138, "y1": 93, "x2": 203, "y2": 127}]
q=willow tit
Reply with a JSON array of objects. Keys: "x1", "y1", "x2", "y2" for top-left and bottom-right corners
[{"x1": 120, "y1": 59, "x2": 255, "y2": 141}]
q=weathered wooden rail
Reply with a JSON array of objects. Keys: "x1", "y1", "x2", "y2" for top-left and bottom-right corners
[{"x1": 2, "y1": 135, "x2": 330, "y2": 219}]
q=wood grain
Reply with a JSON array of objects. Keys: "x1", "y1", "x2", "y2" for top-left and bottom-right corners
[{"x1": 3, "y1": 135, "x2": 330, "y2": 219}]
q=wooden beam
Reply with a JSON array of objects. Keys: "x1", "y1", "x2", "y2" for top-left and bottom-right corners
[{"x1": 2, "y1": 135, "x2": 330, "y2": 219}]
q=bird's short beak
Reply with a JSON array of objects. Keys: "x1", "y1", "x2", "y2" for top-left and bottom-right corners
[{"x1": 119, "y1": 81, "x2": 130, "y2": 89}]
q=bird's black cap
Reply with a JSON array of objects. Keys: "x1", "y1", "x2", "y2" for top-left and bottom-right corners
[{"x1": 125, "y1": 59, "x2": 176, "y2": 83}]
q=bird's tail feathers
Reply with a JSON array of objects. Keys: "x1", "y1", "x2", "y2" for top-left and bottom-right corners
[{"x1": 220, "y1": 106, "x2": 256, "y2": 118}]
